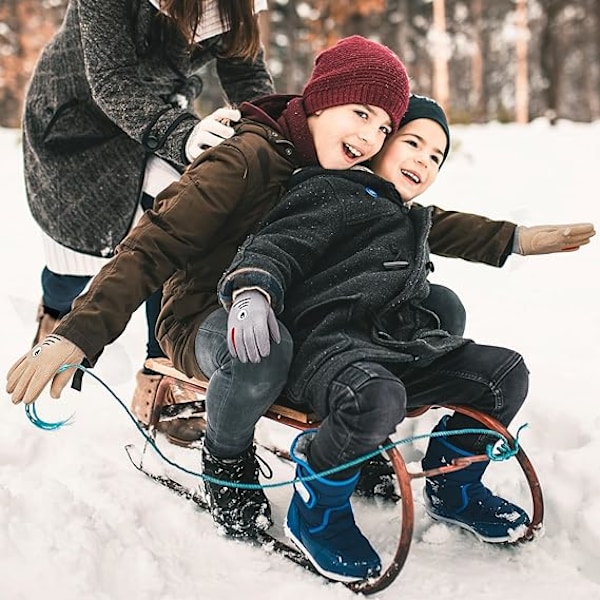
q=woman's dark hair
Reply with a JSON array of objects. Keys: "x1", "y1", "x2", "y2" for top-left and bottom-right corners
[{"x1": 161, "y1": 0, "x2": 262, "y2": 60}]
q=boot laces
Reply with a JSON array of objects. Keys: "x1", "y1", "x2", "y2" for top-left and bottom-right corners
[{"x1": 202, "y1": 446, "x2": 272, "y2": 535}]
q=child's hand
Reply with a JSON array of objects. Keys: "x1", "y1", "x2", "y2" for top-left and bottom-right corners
[
  {"x1": 227, "y1": 290, "x2": 280, "y2": 364},
  {"x1": 6, "y1": 335, "x2": 85, "y2": 405},
  {"x1": 514, "y1": 222, "x2": 595, "y2": 255}
]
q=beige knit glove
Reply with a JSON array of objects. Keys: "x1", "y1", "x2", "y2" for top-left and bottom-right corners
[
  {"x1": 514, "y1": 222, "x2": 595, "y2": 255},
  {"x1": 6, "y1": 334, "x2": 85, "y2": 405}
]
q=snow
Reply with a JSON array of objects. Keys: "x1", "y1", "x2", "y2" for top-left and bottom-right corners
[{"x1": 1, "y1": 119, "x2": 599, "y2": 599}]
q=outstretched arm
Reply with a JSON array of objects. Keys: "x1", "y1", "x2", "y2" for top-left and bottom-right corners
[
  {"x1": 428, "y1": 206, "x2": 516, "y2": 266},
  {"x1": 428, "y1": 206, "x2": 595, "y2": 267}
]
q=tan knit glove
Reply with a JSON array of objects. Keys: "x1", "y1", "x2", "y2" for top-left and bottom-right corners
[
  {"x1": 6, "y1": 334, "x2": 85, "y2": 405},
  {"x1": 514, "y1": 222, "x2": 595, "y2": 255}
]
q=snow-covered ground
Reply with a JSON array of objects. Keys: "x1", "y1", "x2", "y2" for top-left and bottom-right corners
[{"x1": 1, "y1": 120, "x2": 599, "y2": 600}]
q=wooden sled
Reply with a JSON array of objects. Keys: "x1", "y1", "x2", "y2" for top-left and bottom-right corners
[{"x1": 144, "y1": 358, "x2": 544, "y2": 595}]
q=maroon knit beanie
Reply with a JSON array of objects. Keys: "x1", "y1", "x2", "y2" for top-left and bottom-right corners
[{"x1": 302, "y1": 35, "x2": 410, "y2": 132}]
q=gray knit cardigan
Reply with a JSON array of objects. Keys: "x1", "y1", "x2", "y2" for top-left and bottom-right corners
[{"x1": 22, "y1": 0, "x2": 274, "y2": 256}]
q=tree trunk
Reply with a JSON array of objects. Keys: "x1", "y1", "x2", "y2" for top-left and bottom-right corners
[
  {"x1": 259, "y1": 10, "x2": 271, "y2": 61},
  {"x1": 0, "y1": 0, "x2": 66, "y2": 128},
  {"x1": 470, "y1": 0, "x2": 485, "y2": 122},
  {"x1": 539, "y1": 0, "x2": 566, "y2": 122},
  {"x1": 586, "y1": 0, "x2": 600, "y2": 119},
  {"x1": 431, "y1": 0, "x2": 450, "y2": 111},
  {"x1": 514, "y1": 0, "x2": 529, "y2": 123},
  {"x1": 0, "y1": 0, "x2": 23, "y2": 127}
]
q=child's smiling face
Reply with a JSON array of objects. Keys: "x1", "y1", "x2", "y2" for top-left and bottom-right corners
[
  {"x1": 308, "y1": 104, "x2": 392, "y2": 170},
  {"x1": 371, "y1": 118, "x2": 448, "y2": 202}
]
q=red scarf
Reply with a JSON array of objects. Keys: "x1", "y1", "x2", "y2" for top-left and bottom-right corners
[
  {"x1": 241, "y1": 95, "x2": 319, "y2": 167},
  {"x1": 276, "y1": 98, "x2": 319, "y2": 167}
]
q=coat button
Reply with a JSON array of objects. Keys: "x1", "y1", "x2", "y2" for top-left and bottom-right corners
[
  {"x1": 377, "y1": 330, "x2": 392, "y2": 340},
  {"x1": 146, "y1": 135, "x2": 159, "y2": 150}
]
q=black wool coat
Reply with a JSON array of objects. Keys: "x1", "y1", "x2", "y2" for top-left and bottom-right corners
[
  {"x1": 219, "y1": 167, "x2": 470, "y2": 412},
  {"x1": 23, "y1": 0, "x2": 274, "y2": 256}
]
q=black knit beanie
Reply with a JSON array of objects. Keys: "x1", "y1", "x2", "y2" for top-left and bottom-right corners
[
  {"x1": 400, "y1": 94, "x2": 451, "y2": 165},
  {"x1": 302, "y1": 36, "x2": 410, "y2": 133}
]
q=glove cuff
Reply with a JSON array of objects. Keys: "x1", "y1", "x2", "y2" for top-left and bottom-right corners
[
  {"x1": 513, "y1": 225, "x2": 525, "y2": 255},
  {"x1": 232, "y1": 286, "x2": 272, "y2": 305}
]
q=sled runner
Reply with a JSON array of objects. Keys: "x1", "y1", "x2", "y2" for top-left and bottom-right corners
[{"x1": 136, "y1": 358, "x2": 544, "y2": 595}]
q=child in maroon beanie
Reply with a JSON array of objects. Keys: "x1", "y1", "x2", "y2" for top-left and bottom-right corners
[{"x1": 7, "y1": 35, "x2": 410, "y2": 541}]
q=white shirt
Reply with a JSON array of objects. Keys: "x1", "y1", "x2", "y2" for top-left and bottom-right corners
[{"x1": 147, "y1": 0, "x2": 268, "y2": 43}]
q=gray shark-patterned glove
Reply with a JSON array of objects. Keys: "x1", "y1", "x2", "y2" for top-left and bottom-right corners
[{"x1": 227, "y1": 290, "x2": 281, "y2": 364}]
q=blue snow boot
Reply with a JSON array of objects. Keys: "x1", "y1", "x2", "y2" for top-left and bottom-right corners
[
  {"x1": 284, "y1": 431, "x2": 381, "y2": 582},
  {"x1": 422, "y1": 416, "x2": 530, "y2": 543}
]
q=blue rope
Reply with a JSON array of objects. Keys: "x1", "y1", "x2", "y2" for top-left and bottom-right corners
[
  {"x1": 24, "y1": 402, "x2": 74, "y2": 430},
  {"x1": 24, "y1": 363, "x2": 526, "y2": 490}
]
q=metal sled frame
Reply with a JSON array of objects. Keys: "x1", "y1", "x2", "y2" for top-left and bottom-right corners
[{"x1": 144, "y1": 359, "x2": 544, "y2": 595}]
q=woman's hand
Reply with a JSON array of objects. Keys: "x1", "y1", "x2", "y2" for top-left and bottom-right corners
[{"x1": 185, "y1": 107, "x2": 242, "y2": 162}]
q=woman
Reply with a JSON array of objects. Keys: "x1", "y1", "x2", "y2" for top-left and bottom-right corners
[{"x1": 24, "y1": 0, "x2": 274, "y2": 407}]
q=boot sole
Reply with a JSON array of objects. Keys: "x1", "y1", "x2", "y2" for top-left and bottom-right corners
[{"x1": 283, "y1": 522, "x2": 375, "y2": 583}]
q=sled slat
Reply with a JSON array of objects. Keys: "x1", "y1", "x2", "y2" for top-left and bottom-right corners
[
  {"x1": 145, "y1": 358, "x2": 208, "y2": 389},
  {"x1": 144, "y1": 358, "x2": 319, "y2": 425}
]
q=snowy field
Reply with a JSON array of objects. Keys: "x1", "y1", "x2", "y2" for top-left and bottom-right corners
[{"x1": 1, "y1": 120, "x2": 599, "y2": 600}]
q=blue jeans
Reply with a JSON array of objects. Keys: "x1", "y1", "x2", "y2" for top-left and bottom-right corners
[
  {"x1": 194, "y1": 308, "x2": 294, "y2": 458},
  {"x1": 308, "y1": 344, "x2": 529, "y2": 478},
  {"x1": 40, "y1": 193, "x2": 165, "y2": 361}
]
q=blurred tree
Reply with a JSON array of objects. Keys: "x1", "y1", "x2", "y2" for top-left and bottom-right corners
[
  {"x1": 587, "y1": 0, "x2": 600, "y2": 119},
  {"x1": 1, "y1": 0, "x2": 599, "y2": 126},
  {"x1": 515, "y1": 0, "x2": 530, "y2": 123},
  {"x1": 470, "y1": 0, "x2": 485, "y2": 122},
  {"x1": 0, "y1": 0, "x2": 66, "y2": 127},
  {"x1": 539, "y1": 0, "x2": 567, "y2": 121},
  {"x1": 431, "y1": 0, "x2": 450, "y2": 111}
]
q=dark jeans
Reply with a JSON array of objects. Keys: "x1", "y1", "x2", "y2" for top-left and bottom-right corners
[
  {"x1": 41, "y1": 267, "x2": 88, "y2": 316},
  {"x1": 308, "y1": 344, "x2": 529, "y2": 478},
  {"x1": 194, "y1": 308, "x2": 294, "y2": 458},
  {"x1": 191, "y1": 284, "x2": 470, "y2": 461},
  {"x1": 40, "y1": 193, "x2": 166, "y2": 361}
]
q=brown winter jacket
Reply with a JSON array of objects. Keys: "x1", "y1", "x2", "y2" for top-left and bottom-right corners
[
  {"x1": 55, "y1": 118, "x2": 515, "y2": 380},
  {"x1": 55, "y1": 119, "x2": 297, "y2": 377}
]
